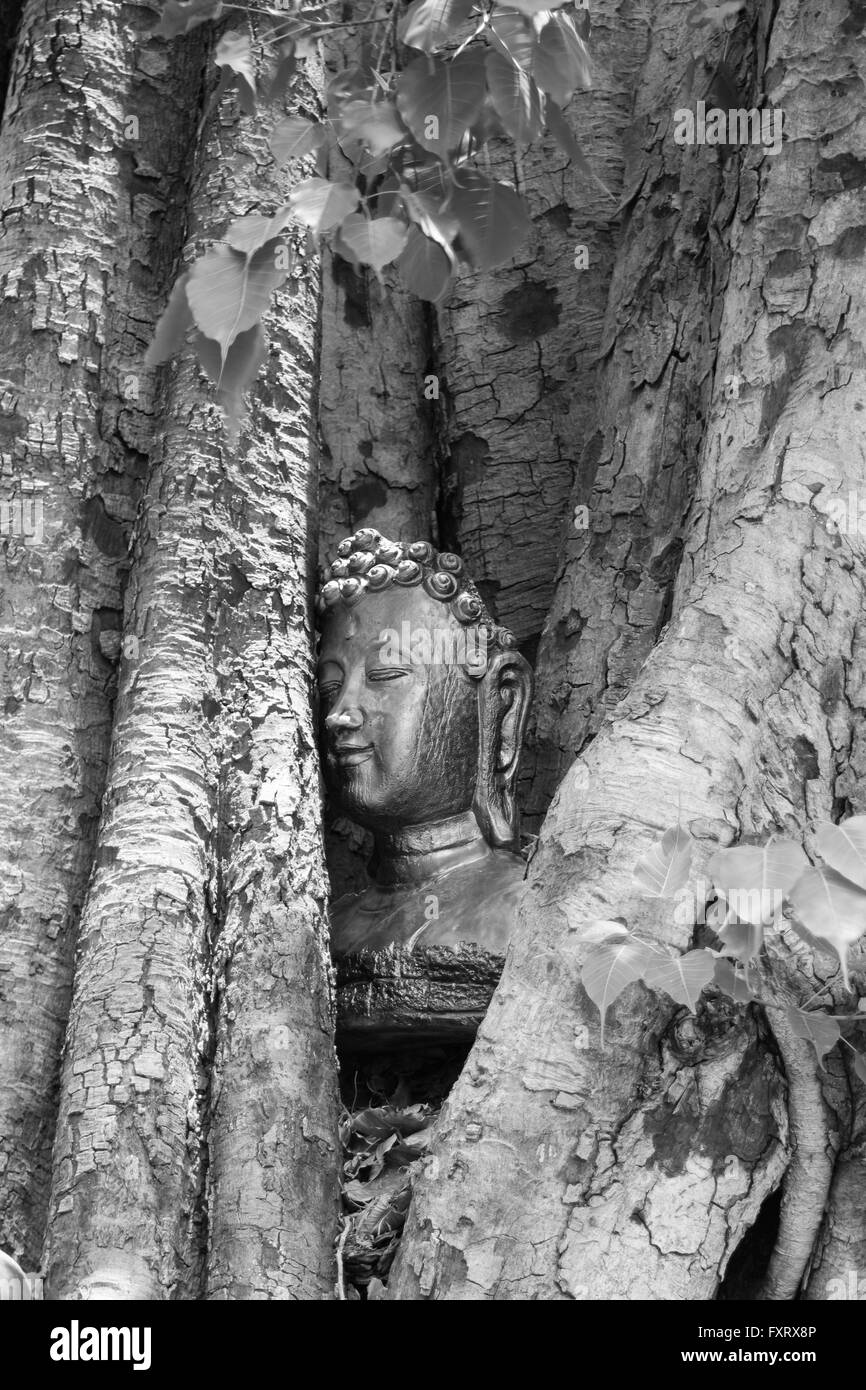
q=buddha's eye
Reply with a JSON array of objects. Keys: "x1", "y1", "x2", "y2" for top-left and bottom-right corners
[
  {"x1": 317, "y1": 665, "x2": 343, "y2": 701},
  {"x1": 367, "y1": 667, "x2": 410, "y2": 682}
]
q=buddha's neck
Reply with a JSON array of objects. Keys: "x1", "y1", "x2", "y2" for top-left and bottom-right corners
[{"x1": 373, "y1": 809, "x2": 491, "y2": 885}]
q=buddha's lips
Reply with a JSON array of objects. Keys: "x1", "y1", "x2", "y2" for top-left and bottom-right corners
[{"x1": 333, "y1": 742, "x2": 375, "y2": 767}]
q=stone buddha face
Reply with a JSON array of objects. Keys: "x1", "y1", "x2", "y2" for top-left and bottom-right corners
[
  {"x1": 316, "y1": 531, "x2": 532, "y2": 853},
  {"x1": 318, "y1": 585, "x2": 479, "y2": 831}
]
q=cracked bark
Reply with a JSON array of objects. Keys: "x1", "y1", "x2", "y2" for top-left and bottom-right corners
[
  {"x1": 525, "y1": 0, "x2": 765, "y2": 824},
  {"x1": 388, "y1": 0, "x2": 866, "y2": 1300},
  {"x1": 435, "y1": 0, "x2": 651, "y2": 657},
  {"x1": 44, "y1": 16, "x2": 340, "y2": 1299},
  {"x1": 203, "y1": 38, "x2": 340, "y2": 1301},
  {"x1": 318, "y1": 252, "x2": 436, "y2": 560},
  {"x1": 0, "y1": 0, "x2": 204, "y2": 1271}
]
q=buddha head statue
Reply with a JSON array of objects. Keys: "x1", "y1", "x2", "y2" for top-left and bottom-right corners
[{"x1": 315, "y1": 529, "x2": 533, "y2": 856}]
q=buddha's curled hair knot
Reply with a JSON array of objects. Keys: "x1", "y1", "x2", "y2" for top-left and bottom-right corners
[
  {"x1": 423, "y1": 570, "x2": 459, "y2": 601},
  {"x1": 316, "y1": 528, "x2": 518, "y2": 654},
  {"x1": 452, "y1": 590, "x2": 483, "y2": 623},
  {"x1": 366, "y1": 563, "x2": 396, "y2": 591}
]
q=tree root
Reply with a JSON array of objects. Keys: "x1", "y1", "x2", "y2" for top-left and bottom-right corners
[{"x1": 758, "y1": 1006, "x2": 838, "y2": 1300}]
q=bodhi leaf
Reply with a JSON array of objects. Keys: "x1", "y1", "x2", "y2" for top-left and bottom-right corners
[
  {"x1": 146, "y1": 273, "x2": 193, "y2": 366},
  {"x1": 269, "y1": 115, "x2": 326, "y2": 168},
  {"x1": 785, "y1": 1005, "x2": 841, "y2": 1067},
  {"x1": 712, "y1": 956, "x2": 758, "y2": 1004},
  {"x1": 853, "y1": 1052, "x2": 866, "y2": 1086},
  {"x1": 398, "y1": 0, "x2": 475, "y2": 52},
  {"x1": 815, "y1": 816, "x2": 866, "y2": 891},
  {"x1": 338, "y1": 99, "x2": 407, "y2": 157},
  {"x1": 289, "y1": 178, "x2": 359, "y2": 233},
  {"x1": 580, "y1": 937, "x2": 656, "y2": 1045},
  {"x1": 186, "y1": 240, "x2": 287, "y2": 361},
  {"x1": 714, "y1": 908, "x2": 764, "y2": 963},
  {"x1": 787, "y1": 865, "x2": 866, "y2": 989},
  {"x1": 214, "y1": 31, "x2": 256, "y2": 116},
  {"x1": 395, "y1": 50, "x2": 487, "y2": 158},
  {"x1": 396, "y1": 226, "x2": 453, "y2": 301},
  {"x1": 223, "y1": 209, "x2": 295, "y2": 255},
  {"x1": 399, "y1": 185, "x2": 460, "y2": 250},
  {"x1": 338, "y1": 215, "x2": 409, "y2": 274},
  {"x1": 267, "y1": 46, "x2": 297, "y2": 104},
  {"x1": 448, "y1": 172, "x2": 533, "y2": 269},
  {"x1": 532, "y1": 12, "x2": 591, "y2": 106},
  {"x1": 193, "y1": 322, "x2": 268, "y2": 441},
  {"x1": 632, "y1": 824, "x2": 693, "y2": 898},
  {"x1": 485, "y1": 47, "x2": 544, "y2": 145},
  {"x1": 708, "y1": 839, "x2": 808, "y2": 925},
  {"x1": 489, "y1": 7, "x2": 536, "y2": 68},
  {"x1": 643, "y1": 948, "x2": 717, "y2": 1012}
]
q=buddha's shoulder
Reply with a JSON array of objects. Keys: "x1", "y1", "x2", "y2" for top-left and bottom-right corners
[{"x1": 329, "y1": 849, "x2": 526, "y2": 956}]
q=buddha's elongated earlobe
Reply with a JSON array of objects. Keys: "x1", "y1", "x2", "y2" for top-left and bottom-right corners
[{"x1": 473, "y1": 650, "x2": 533, "y2": 850}]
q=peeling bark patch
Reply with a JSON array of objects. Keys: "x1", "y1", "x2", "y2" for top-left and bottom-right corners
[
  {"x1": 645, "y1": 1041, "x2": 782, "y2": 1177},
  {"x1": 817, "y1": 153, "x2": 866, "y2": 189},
  {"x1": 225, "y1": 562, "x2": 251, "y2": 607},
  {"x1": 766, "y1": 323, "x2": 806, "y2": 373},
  {"x1": 842, "y1": 0, "x2": 866, "y2": 35},
  {"x1": 768, "y1": 250, "x2": 802, "y2": 277},
  {"x1": 449, "y1": 432, "x2": 490, "y2": 487},
  {"x1": 540, "y1": 203, "x2": 571, "y2": 234},
  {"x1": 498, "y1": 282, "x2": 561, "y2": 343},
  {"x1": 819, "y1": 657, "x2": 845, "y2": 714},
  {"x1": 792, "y1": 735, "x2": 819, "y2": 780},
  {"x1": 348, "y1": 476, "x2": 389, "y2": 525},
  {"x1": 831, "y1": 225, "x2": 866, "y2": 260}
]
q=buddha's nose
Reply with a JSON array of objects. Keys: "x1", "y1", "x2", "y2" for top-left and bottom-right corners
[{"x1": 325, "y1": 706, "x2": 363, "y2": 731}]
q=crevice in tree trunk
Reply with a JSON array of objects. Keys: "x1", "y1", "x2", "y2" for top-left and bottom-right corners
[
  {"x1": 336, "y1": 1034, "x2": 473, "y2": 1299},
  {"x1": 717, "y1": 1186, "x2": 783, "y2": 1299}
]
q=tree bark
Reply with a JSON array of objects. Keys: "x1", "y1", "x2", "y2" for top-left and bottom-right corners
[
  {"x1": 525, "y1": 0, "x2": 760, "y2": 821},
  {"x1": 44, "y1": 16, "x2": 340, "y2": 1299},
  {"x1": 0, "y1": 0, "x2": 203, "y2": 1271},
  {"x1": 203, "y1": 38, "x2": 340, "y2": 1303},
  {"x1": 436, "y1": 0, "x2": 651, "y2": 658},
  {"x1": 1, "y1": 0, "x2": 863, "y2": 1305},
  {"x1": 390, "y1": 0, "x2": 866, "y2": 1300}
]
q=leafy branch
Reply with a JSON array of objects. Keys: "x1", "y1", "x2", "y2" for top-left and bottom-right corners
[
  {"x1": 148, "y1": 0, "x2": 600, "y2": 431},
  {"x1": 571, "y1": 814, "x2": 866, "y2": 1074}
]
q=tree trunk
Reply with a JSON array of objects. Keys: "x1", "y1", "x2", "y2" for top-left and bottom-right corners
[
  {"x1": 0, "y1": 0, "x2": 203, "y2": 1272},
  {"x1": 40, "y1": 13, "x2": 340, "y2": 1298},
  {"x1": 435, "y1": 0, "x2": 651, "y2": 659},
  {"x1": 1, "y1": 0, "x2": 863, "y2": 1306},
  {"x1": 525, "y1": 0, "x2": 759, "y2": 819},
  {"x1": 390, "y1": 0, "x2": 866, "y2": 1300}
]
